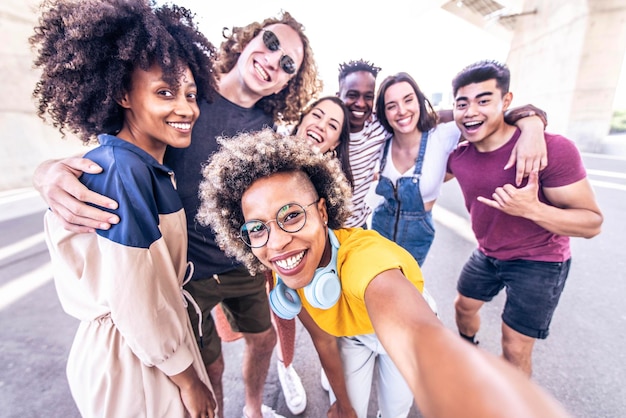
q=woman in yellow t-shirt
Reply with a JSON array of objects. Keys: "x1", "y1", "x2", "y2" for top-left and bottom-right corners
[{"x1": 196, "y1": 129, "x2": 570, "y2": 418}]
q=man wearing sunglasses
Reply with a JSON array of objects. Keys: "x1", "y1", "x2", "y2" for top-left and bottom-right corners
[{"x1": 32, "y1": 10, "x2": 321, "y2": 418}]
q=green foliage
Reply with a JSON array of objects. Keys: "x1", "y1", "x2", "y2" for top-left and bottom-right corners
[{"x1": 610, "y1": 109, "x2": 626, "y2": 133}]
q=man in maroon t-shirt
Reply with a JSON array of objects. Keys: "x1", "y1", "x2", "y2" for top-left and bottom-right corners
[{"x1": 446, "y1": 60, "x2": 603, "y2": 376}]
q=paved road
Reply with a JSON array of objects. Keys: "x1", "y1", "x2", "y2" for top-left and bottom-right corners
[{"x1": 1, "y1": 151, "x2": 625, "y2": 417}]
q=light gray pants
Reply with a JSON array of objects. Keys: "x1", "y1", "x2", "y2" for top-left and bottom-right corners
[{"x1": 328, "y1": 333, "x2": 413, "y2": 418}]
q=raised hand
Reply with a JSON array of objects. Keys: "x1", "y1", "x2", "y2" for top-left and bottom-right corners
[{"x1": 477, "y1": 170, "x2": 541, "y2": 218}]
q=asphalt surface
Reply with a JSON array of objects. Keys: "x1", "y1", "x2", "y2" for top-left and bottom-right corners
[{"x1": 3, "y1": 151, "x2": 626, "y2": 418}]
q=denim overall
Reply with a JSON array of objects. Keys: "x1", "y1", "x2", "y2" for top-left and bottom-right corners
[{"x1": 371, "y1": 132, "x2": 434, "y2": 266}]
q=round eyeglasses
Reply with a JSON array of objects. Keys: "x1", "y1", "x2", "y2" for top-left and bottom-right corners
[{"x1": 239, "y1": 200, "x2": 320, "y2": 248}]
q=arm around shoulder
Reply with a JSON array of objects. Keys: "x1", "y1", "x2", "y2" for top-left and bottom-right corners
[
  {"x1": 34, "y1": 156, "x2": 120, "y2": 233},
  {"x1": 504, "y1": 104, "x2": 548, "y2": 128},
  {"x1": 505, "y1": 112, "x2": 548, "y2": 184}
]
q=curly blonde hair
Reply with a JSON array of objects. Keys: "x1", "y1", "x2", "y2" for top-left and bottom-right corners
[
  {"x1": 196, "y1": 129, "x2": 352, "y2": 274},
  {"x1": 217, "y1": 11, "x2": 322, "y2": 124}
]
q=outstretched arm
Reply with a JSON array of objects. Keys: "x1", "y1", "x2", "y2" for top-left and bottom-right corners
[
  {"x1": 33, "y1": 157, "x2": 120, "y2": 232},
  {"x1": 365, "y1": 269, "x2": 571, "y2": 418}
]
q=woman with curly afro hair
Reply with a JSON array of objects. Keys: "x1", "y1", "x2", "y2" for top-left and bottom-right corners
[
  {"x1": 32, "y1": 6, "x2": 323, "y2": 418},
  {"x1": 195, "y1": 129, "x2": 572, "y2": 418},
  {"x1": 31, "y1": 0, "x2": 218, "y2": 416}
]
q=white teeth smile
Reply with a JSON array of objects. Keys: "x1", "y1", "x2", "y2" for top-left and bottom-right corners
[
  {"x1": 464, "y1": 121, "x2": 483, "y2": 129},
  {"x1": 168, "y1": 122, "x2": 191, "y2": 130},
  {"x1": 397, "y1": 116, "x2": 411, "y2": 125},
  {"x1": 254, "y1": 62, "x2": 270, "y2": 81},
  {"x1": 307, "y1": 131, "x2": 322, "y2": 143},
  {"x1": 351, "y1": 111, "x2": 365, "y2": 118},
  {"x1": 275, "y1": 251, "x2": 305, "y2": 270}
]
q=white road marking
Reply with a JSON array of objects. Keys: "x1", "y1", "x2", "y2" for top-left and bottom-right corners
[
  {"x1": 587, "y1": 169, "x2": 626, "y2": 179},
  {"x1": 432, "y1": 205, "x2": 476, "y2": 244},
  {"x1": 0, "y1": 263, "x2": 52, "y2": 310},
  {"x1": 0, "y1": 232, "x2": 46, "y2": 264},
  {"x1": 589, "y1": 179, "x2": 626, "y2": 191}
]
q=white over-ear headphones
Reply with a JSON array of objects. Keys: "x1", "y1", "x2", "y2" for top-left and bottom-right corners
[{"x1": 269, "y1": 229, "x2": 341, "y2": 320}]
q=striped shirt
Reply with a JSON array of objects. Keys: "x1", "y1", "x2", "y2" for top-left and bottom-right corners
[{"x1": 346, "y1": 117, "x2": 390, "y2": 227}]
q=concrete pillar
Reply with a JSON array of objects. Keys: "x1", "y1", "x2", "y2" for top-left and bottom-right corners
[
  {"x1": 506, "y1": 0, "x2": 626, "y2": 152},
  {"x1": 1, "y1": 0, "x2": 88, "y2": 191}
]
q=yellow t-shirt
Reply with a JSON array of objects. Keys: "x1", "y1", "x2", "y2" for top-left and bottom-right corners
[{"x1": 297, "y1": 228, "x2": 424, "y2": 337}]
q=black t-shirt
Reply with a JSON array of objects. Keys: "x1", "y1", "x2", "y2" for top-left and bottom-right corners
[{"x1": 165, "y1": 94, "x2": 273, "y2": 278}]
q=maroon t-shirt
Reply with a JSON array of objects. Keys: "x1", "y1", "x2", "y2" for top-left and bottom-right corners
[{"x1": 447, "y1": 129, "x2": 586, "y2": 262}]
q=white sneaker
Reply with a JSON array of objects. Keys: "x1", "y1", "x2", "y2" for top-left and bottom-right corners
[
  {"x1": 242, "y1": 404, "x2": 286, "y2": 418},
  {"x1": 277, "y1": 361, "x2": 306, "y2": 415},
  {"x1": 320, "y1": 367, "x2": 330, "y2": 392}
]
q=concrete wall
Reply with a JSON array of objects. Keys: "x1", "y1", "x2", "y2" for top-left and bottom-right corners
[
  {"x1": 507, "y1": 0, "x2": 626, "y2": 152},
  {"x1": 1, "y1": 0, "x2": 89, "y2": 191}
]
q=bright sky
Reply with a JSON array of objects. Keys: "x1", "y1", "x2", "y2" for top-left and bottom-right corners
[
  {"x1": 165, "y1": 0, "x2": 625, "y2": 110},
  {"x1": 166, "y1": 1, "x2": 510, "y2": 105}
]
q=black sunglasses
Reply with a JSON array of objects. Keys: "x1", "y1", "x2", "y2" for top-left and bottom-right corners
[{"x1": 261, "y1": 29, "x2": 297, "y2": 75}]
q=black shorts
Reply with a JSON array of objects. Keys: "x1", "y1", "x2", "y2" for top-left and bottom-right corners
[
  {"x1": 184, "y1": 265, "x2": 271, "y2": 364},
  {"x1": 457, "y1": 250, "x2": 571, "y2": 339}
]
